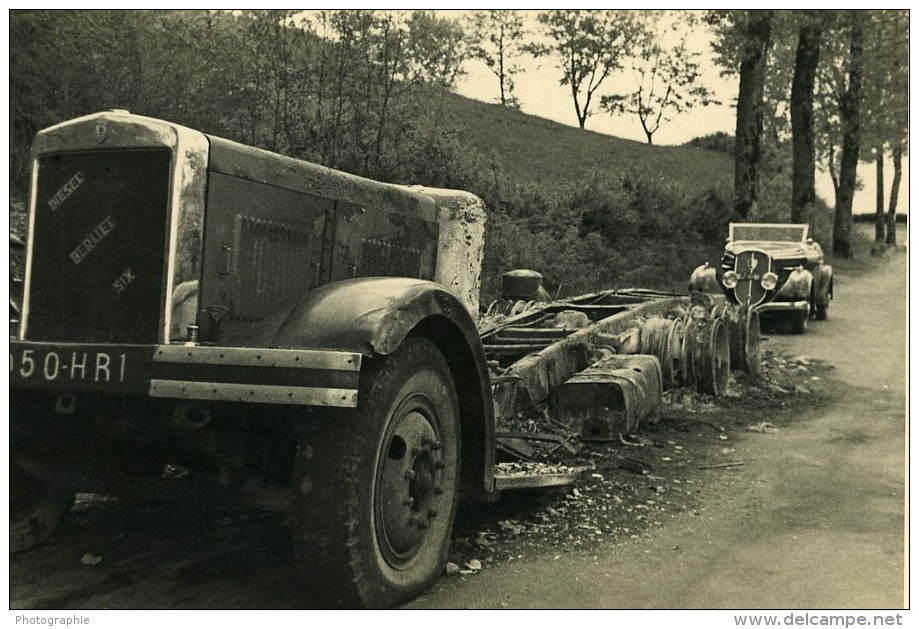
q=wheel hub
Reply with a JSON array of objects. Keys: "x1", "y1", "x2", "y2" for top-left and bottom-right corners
[{"x1": 377, "y1": 408, "x2": 445, "y2": 565}]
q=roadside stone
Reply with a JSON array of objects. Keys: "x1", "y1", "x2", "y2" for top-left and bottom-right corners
[{"x1": 80, "y1": 553, "x2": 102, "y2": 566}]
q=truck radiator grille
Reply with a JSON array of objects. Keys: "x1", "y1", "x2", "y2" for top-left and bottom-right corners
[{"x1": 26, "y1": 149, "x2": 171, "y2": 343}]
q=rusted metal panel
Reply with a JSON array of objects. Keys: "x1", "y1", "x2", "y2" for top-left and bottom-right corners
[
  {"x1": 505, "y1": 296, "x2": 684, "y2": 407},
  {"x1": 199, "y1": 171, "x2": 330, "y2": 340},
  {"x1": 329, "y1": 200, "x2": 438, "y2": 284},
  {"x1": 207, "y1": 136, "x2": 438, "y2": 224},
  {"x1": 557, "y1": 354, "x2": 662, "y2": 440}
]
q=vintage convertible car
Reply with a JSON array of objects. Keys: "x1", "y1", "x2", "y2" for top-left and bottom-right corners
[{"x1": 689, "y1": 223, "x2": 833, "y2": 334}]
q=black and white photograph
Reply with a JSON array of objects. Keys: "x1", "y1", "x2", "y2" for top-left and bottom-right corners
[{"x1": 7, "y1": 7, "x2": 909, "y2": 617}]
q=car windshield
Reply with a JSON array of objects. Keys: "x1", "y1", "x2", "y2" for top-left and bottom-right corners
[{"x1": 730, "y1": 224, "x2": 808, "y2": 242}]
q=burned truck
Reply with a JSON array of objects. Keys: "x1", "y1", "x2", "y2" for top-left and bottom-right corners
[{"x1": 10, "y1": 111, "x2": 748, "y2": 607}]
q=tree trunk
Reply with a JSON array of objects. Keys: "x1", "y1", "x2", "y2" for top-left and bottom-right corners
[
  {"x1": 498, "y1": 25, "x2": 508, "y2": 107},
  {"x1": 827, "y1": 144, "x2": 840, "y2": 197},
  {"x1": 886, "y1": 142, "x2": 902, "y2": 246},
  {"x1": 833, "y1": 14, "x2": 863, "y2": 259},
  {"x1": 733, "y1": 10, "x2": 773, "y2": 220},
  {"x1": 874, "y1": 149, "x2": 886, "y2": 243},
  {"x1": 790, "y1": 20, "x2": 821, "y2": 231},
  {"x1": 572, "y1": 79, "x2": 587, "y2": 129}
]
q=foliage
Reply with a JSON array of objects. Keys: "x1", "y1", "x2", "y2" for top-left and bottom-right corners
[
  {"x1": 527, "y1": 10, "x2": 643, "y2": 130},
  {"x1": 684, "y1": 132, "x2": 735, "y2": 156},
  {"x1": 601, "y1": 11, "x2": 719, "y2": 145},
  {"x1": 465, "y1": 10, "x2": 529, "y2": 108},
  {"x1": 405, "y1": 10, "x2": 469, "y2": 89}
]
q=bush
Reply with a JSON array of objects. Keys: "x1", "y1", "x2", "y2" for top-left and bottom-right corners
[
  {"x1": 684, "y1": 132, "x2": 734, "y2": 156},
  {"x1": 476, "y1": 168, "x2": 733, "y2": 303}
]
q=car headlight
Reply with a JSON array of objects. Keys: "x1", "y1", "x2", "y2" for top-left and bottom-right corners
[
  {"x1": 723, "y1": 270, "x2": 739, "y2": 288},
  {"x1": 761, "y1": 272, "x2": 778, "y2": 290}
]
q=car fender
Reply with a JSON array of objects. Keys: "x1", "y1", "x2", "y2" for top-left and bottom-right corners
[
  {"x1": 812, "y1": 263, "x2": 833, "y2": 306},
  {"x1": 689, "y1": 263, "x2": 720, "y2": 294},
  {"x1": 776, "y1": 267, "x2": 813, "y2": 301}
]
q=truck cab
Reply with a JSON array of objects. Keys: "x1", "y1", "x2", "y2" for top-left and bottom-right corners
[{"x1": 11, "y1": 111, "x2": 495, "y2": 607}]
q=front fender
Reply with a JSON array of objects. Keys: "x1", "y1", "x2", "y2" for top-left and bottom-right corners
[
  {"x1": 269, "y1": 277, "x2": 476, "y2": 356},
  {"x1": 776, "y1": 267, "x2": 813, "y2": 300},
  {"x1": 689, "y1": 263, "x2": 721, "y2": 294},
  {"x1": 812, "y1": 263, "x2": 833, "y2": 306},
  {"x1": 273, "y1": 277, "x2": 497, "y2": 499}
]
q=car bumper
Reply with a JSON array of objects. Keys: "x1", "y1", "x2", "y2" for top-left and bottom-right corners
[{"x1": 755, "y1": 300, "x2": 809, "y2": 315}]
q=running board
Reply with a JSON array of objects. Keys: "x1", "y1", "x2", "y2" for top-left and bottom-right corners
[{"x1": 493, "y1": 462, "x2": 589, "y2": 491}]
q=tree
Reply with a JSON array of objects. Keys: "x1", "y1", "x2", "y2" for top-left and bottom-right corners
[
  {"x1": 707, "y1": 9, "x2": 773, "y2": 219},
  {"x1": 466, "y1": 10, "x2": 528, "y2": 108},
  {"x1": 529, "y1": 10, "x2": 642, "y2": 130},
  {"x1": 810, "y1": 11, "x2": 908, "y2": 251},
  {"x1": 886, "y1": 143, "x2": 903, "y2": 246},
  {"x1": 873, "y1": 149, "x2": 886, "y2": 242},
  {"x1": 406, "y1": 11, "x2": 467, "y2": 89},
  {"x1": 601, "y1": 11, "x2": 718, "y2": 145},
  {"x1": 829, "y1": 12, "x2": 865, "y2": 258},
  {"x1": 789, "y1": 13, "x2": 822, "y2": 230},
  {"x1": 858, "y1": 10, "x2": 908, "y2": 246}
]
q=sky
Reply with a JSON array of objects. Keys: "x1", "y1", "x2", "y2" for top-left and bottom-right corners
[{"x1": 447, "y1": 9, "x2": 908, "y2": 216}]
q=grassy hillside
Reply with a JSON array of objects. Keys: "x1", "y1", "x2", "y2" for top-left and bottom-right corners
[
  {"x1": 422, "y1": 90, "x2": 739, "y2": 300},
  {"x1": 436, "y1": 90, "x2": 733, "y2": 197}
]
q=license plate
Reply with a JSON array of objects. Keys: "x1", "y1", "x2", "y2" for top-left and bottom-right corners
[{"x1": 10, "y1": 347, "x2": 128, "y2": 384}]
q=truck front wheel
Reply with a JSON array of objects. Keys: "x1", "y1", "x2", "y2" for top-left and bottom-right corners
[
  {"x1": 290, "y1": 335, "x2": 460, "y2": 608},
  {"x1": 10, "y1": 462, "x2": 73, "y2": 553}
]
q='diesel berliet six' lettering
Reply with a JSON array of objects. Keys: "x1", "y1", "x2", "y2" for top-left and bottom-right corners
[{"x1": 69, "y1": 215, "x2": 116, "y2": 265}]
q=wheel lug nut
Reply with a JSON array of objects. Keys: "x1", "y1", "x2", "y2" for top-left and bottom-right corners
[
  {"x1": 404, "y1": 470, "x2": 416, "y2": 480},
  {"x1": 428, "y1": 508, "x2": 438, "y2": 518},
  {"x1": 411, "y1": 446, "x2": 422, "y2": 456},
  {"x1": 430, "y1": 441, "x2": 442, "y2": 451},
  {"x1": 403, "y1": 497, "x2": 414, "y2": 507},
  {"x1": 416, "y1": 520, "x2": 428, "y2": 530}
]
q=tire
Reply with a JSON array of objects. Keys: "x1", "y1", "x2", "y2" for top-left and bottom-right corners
[
  {"x1": 290, "y1": 336, "x2": 460, "y2": 608},
  {"x1": 791, "y1": 310, "x2": 808, "y2": 335},
  {"x1": 10, "y1": 461, "x2": 74, "y2": 553}
]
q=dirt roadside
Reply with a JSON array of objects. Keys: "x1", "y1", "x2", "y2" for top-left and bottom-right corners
[
  {"x1": 407, "y1": 252, "x2": 907, "y2": 609},
  {"x1": 9, "y1": 252, "x2": 907, "y2": 610}
]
